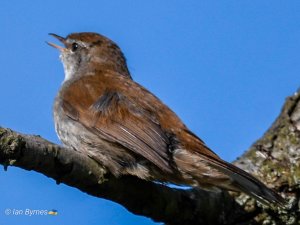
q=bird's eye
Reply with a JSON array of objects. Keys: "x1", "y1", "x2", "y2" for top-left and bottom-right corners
[{"x1": 71, "y1": 42, "x2": 79, "y2": 52}]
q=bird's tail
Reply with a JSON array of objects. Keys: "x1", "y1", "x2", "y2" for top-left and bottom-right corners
[
  {"x1": 173, "y1": 148, "x2": 285, "y2": 207},
  {"x1": 200, "y1": 153, "x2": 286, "y2": 207}
]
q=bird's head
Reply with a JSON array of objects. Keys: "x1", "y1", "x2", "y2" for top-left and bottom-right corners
[{"x1": 48, "y1": 32, "x2": 131, "y2": 81}]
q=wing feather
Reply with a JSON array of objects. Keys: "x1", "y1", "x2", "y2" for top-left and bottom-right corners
[{"x1": 62, "y1": 76, "x2": 173, "y2": 173}]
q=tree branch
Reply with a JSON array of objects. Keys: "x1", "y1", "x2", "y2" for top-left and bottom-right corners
[{"x1": 1, "y1": 89, "x2": 299, "y2": 224}]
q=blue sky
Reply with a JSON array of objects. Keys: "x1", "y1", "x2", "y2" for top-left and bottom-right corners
[{"x1": 0, "y1": 1, "x2": 299, "y2": 224}]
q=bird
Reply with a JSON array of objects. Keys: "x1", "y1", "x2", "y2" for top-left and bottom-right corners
[{"x1": 48, "y1": 32, "x2": 285, "y2": 207}]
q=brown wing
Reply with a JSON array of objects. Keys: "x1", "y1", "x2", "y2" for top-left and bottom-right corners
[
  {"x1": 61, "y1": 74, "x2": 175, "y2": 173},
  {"x1": 61, "y1": 73, "x2": 221, "y2": 172},
  {"x1": 91, "y1": 92, "x2": 173, "y2": 173}
]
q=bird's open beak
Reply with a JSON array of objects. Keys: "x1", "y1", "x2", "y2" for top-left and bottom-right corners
[{"x1": 47, "y1": 33, "x2": 67, "y2": 51}]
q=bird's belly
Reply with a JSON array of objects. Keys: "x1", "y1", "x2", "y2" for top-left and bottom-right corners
[
  {"x1": 53, "y1": 104, "x2": 148, "y2": 176},
  {"x1": 54, "y1": 104, "x2": 113, "y2": 162}
]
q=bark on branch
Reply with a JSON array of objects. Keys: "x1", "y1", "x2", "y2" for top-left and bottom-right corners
[{"x1": 1, "y1": 89, "x2": 300, "y2": 225}]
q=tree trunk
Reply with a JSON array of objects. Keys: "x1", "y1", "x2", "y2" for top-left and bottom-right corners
[{"x1": 0, "y1": 89, "x2": 299, "y2": 225}]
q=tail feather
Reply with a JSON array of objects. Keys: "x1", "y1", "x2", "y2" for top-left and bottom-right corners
[{"x1": 201, "y1": 153, "x2": 286, "y2": 207}]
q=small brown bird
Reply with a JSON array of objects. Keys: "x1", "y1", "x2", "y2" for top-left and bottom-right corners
[{"x1": 48, "y1": 32, "x2": 284, "y2": 206}]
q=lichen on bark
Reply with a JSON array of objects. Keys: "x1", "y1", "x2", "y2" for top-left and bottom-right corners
[{"x1": 234, "y1": 90, "x2": 300, "y2": 224}]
